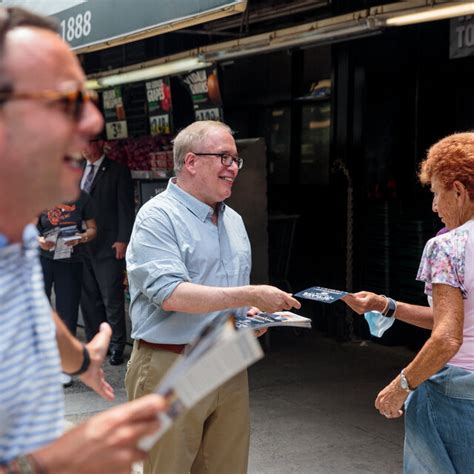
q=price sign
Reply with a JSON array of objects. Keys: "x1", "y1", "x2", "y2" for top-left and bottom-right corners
[
  {"x1": 182, "y1": 67, "x2": 223, "y2": 122},
  {"x1": 195, "y1": 108, "x2": 221, "y2": 122},
  {"x1": 146, "y1": 78, "x2": 172, "y2": 135},
  {"x1": 106, "y1": 121, "x2": 128, "y2": 140},
  {"x1": 102, "y1": 87, "x2": 128, "y2": 140},
  {"x1": 149, "y1": 114, "x2": 170, "y2": 135}
]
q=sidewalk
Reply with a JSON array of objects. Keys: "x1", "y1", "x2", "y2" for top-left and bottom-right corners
[{"x1": 65, "y1": 329, "x2": 410, "y2": 473}]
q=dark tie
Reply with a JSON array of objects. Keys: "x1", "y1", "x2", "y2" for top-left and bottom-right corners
[{"x1": 82, "y1": 163, "x2": 95, "y2": 193}]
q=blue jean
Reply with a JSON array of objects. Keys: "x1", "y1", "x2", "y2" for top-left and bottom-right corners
[{"x1": 404, "y1": 365, "x2": 474, "y2": 474}]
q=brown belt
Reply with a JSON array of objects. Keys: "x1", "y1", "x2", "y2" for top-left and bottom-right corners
[{"x1": 138, "y1": 339, "x2": 187, "y2": 354}]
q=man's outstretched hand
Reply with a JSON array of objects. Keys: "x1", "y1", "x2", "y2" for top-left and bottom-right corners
[{"x1": 80, "y1": 322, "x2": 115, "y2": 401}]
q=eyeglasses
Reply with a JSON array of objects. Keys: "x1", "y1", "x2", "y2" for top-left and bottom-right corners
[
  {"x1": 0, "y1": 88, "x2": 98, "y2": 121},
  {"x1": 193, "y1": 152, "x2": 244, "y2": 170}
]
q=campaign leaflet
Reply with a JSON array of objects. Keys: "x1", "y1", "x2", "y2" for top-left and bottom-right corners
[
  {"x1": 295, "y1": 286, "x2": 348, "y2": 303},
  {"x1": 138, "y1": 317, "x2": 263, "y2": 451},
  {"x1": 235, "y1": 311, "x2": 311, "y2": 330}
]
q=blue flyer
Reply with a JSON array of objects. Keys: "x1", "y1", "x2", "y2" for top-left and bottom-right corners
[{"x1": 294, "y1": 286, "x2": 348, "y2": 303}]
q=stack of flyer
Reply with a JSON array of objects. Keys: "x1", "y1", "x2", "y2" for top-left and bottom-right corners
[
  {"x1": 235, "y1": 311, "x2": 312, "y2": 330},
  {"x1": 139, "y1": 316, "x2": 263, "y2": 450}
]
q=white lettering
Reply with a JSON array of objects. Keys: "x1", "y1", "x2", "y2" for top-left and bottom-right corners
[
  {"x1": 60, "y1": 11, "x2": 92, "y2": 43},
  {"x1": 457, "y1": 25, "x2": 466, "y2": 49},
  {"x1": 189, "y1": 82, "x2": 208, "y2": 95},
  {"x1": 466, "y1": 24, "x2": 474, "y2": 47}
]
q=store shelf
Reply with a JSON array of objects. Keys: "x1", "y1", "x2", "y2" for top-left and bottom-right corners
[{"x1": 131, "y1": 170, "x2": 172, "y2": 180}]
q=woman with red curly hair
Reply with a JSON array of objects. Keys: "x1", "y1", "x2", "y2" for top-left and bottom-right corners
[{"x1": 343, "y1": 132, "x2": 474, "y2": 473}]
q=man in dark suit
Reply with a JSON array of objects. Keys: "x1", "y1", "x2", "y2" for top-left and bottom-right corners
[{"x1": 81, "y1": 139, "x2": 135, "y2": 365}]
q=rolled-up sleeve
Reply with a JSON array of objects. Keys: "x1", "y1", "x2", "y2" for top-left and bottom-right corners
[{"x1": 127, "y1": 210, "x2": 190, "y2": 308}]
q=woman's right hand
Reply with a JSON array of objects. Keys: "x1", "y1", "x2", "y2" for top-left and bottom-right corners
[
  {"x1": 342, "y1": 291, "x2": 386, "y2": 315},
  {"x1": 38, "y1": 236, "x2": 55, "y2": 251}
]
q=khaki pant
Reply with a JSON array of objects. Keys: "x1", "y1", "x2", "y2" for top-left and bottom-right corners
[{"x1": 125, "y1": 340, "x2": 250, "y2": 474}]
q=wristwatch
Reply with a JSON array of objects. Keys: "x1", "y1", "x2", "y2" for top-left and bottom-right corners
[{"x1": 399, "y1": 369, "x2": 412, "y2": 393}]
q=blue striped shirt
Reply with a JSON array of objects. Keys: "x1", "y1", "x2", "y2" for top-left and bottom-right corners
[
  {"x1": 127, "y1": 178, "x2": 252, "y2": 344},
  {"x1": 0, "y1": 225, "x2": 64, "y2": 462}
]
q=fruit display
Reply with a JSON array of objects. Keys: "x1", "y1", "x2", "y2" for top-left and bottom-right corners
[{"x1": 105, "y1": 135, "x2": 173, "y2": 170}]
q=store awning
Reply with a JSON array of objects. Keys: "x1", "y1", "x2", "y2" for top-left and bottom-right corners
[{"x1": 1, "y1": 0, "x2": 247, "y2": 52}]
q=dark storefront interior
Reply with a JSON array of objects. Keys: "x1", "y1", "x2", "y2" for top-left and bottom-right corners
[{"x1": 80, "y1": 1, "x2": 472, "y2": 349}]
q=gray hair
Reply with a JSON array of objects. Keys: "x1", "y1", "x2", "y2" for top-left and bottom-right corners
[{"x1": 173, "y1": 120, "x2": 233, "y2": 174}]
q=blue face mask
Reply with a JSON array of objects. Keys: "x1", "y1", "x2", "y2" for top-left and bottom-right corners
[{"x1": 364, "y1": 311, "x2": 395, "y2": 338}]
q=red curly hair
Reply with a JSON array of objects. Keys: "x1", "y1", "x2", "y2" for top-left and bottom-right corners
[{"x1": 419, "y1": 132, "x2": 474, "y2": 200}]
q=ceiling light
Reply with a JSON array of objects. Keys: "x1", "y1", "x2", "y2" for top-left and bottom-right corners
[
  {"x1": 202, "y1": 20, "x2": 382, "y2": 62},
  {"x1": 386, "y1": 2, "x2": 474, "y2": 26},
  {"x1": 90, "y1": 57, "x2": 211, "y2": 89}
]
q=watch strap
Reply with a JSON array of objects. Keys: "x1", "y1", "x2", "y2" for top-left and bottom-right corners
[{"x1": 400, "y1": 369, "x2": 412, "y2": 392}]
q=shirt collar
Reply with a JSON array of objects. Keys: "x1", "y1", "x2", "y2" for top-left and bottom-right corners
[
  {"x1": 0, "y1": 224, "x2": 38, "y2": 250},
  {"x1": 87, "y1": 155, "x2": 105, "y2": 169},
  {"x1": 167, "y1": 178, "x2": 226, "y2": 222}
]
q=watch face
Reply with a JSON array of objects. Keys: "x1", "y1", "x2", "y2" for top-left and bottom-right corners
[{"x1": 400, "y1": 377, "x2": 408, "y2": 390}]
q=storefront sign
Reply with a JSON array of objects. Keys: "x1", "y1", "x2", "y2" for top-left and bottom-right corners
[
  {"x1": 450, "y1": 16, "x2": 474, "y2": 59},
  {"x1": 146, "y1": 78, "x2": 173, "y2": 135},
  {"x1": 182, "y1": 67, "x2": 223, "y2": 122},
  {"x1": 1, "y1": 0, "x2": 247, "y2": 51},
  {"x1": 102, "y1": 87, "x2": 128, "y2": 140}
]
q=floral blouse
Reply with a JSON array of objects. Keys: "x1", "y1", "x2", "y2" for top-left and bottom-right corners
[{"x1": 417, "y1": 225, "x2": 468, "y2": 299}]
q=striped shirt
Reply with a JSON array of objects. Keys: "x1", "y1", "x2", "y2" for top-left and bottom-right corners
[{"x1": 0, "y1": 225, "x2": 64, "y2": 462}]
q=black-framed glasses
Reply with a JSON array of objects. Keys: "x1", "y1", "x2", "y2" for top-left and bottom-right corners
[
  {"x1": 0, "y1": 88, "x2": 98, "y2": 121},
  {"x1": 193, "y1": 152, "x2": 244, "y2": 170}
]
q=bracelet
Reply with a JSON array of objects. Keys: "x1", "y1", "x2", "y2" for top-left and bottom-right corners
[
  {"x1": 27, "y1": 455, "x2": 47, "y2": 474},
  {"x1": 66, "y1": 345, "x2": 90, "y2": 376},
  {"x1": 2, "y1": 454, "x2": 46, "y2": 474},
  {"x1": 384, "y1": 297, "x2": 397, "y2": 318}
]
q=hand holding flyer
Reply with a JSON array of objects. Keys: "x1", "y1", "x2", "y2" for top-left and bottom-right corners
[
  {"x1": 294, "y1": 286, "x2": 348, "y2": 303},
  {"x1": 138, "y1": 316, "x2": 263, "y2": 451}
]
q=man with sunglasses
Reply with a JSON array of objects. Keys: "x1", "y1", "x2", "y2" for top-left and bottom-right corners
[
  {"x1": 0, "y1": 7, "x2": 165, "y2": 474},
  {"x1": 125, "y1": 120, "x2": 301, "y2": 474}
]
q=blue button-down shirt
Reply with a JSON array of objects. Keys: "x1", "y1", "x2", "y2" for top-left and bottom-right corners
[{"x1": 126, "y1": 178, "x2": 252, "y2": 344}]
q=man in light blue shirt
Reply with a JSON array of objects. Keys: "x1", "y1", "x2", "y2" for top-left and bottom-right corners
[{"x1": 125, "y1": 120, "x2": 301, "y2": 474}]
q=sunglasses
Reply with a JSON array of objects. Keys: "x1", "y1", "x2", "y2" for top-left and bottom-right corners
[{"x1": 0, "y1": 88, "x2": 98, "y2": 121}]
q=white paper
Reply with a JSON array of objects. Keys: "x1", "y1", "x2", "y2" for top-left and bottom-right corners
[
  {"x1": 53, "y1": 237, "x2": 73, "y2": 259},
  {"x1": 138, "y1": 318, "x2": 263, "y2": 451},
  {"x1": 235, "y1": 311, "x2": 312, "y2": 330},
  {"x1": 61, "y1": 235, "x2": 82, "y2": 243}
]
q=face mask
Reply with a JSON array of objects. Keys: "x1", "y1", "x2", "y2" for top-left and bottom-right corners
[{"x1": 364, "y1": 311, "x2": 395, "y2": 338}]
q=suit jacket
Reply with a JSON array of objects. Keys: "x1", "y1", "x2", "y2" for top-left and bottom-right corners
[{"x1": 86, "y1": 157, "x2": 135, "y2": 260}]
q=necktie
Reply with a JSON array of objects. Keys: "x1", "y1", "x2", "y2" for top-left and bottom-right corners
[{"x1": 83, "y1": 163, "x2": 95, "y2": 193}]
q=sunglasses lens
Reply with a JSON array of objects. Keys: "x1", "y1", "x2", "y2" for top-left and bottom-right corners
[
  {"x1": 89, "y1": 90, "x2": 99, "y2": 106},
  {"x1": 73, "y1": 90, "x2": 98, "y2": 120},
  {"x1": 74, "y1": 91, "x2": 84, "y2": 120}
]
